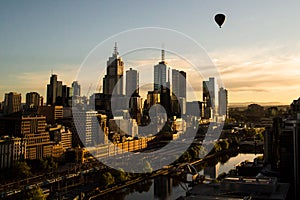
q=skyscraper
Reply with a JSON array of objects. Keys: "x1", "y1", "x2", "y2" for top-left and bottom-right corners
[
  {"x1": 103, "y1": 43, "x2": 124, "y2": 95},
  {"x1": 3, "y1": 92, "x2": 21, "y2": 115},
  {"x1": 203, "y1": 77, "x2": 218, "y2": 118},
  {"x1": 218, "y1": 87, "x2": 228, "y2": 116},
  {"x1": 171, "y1": 69, "x2": 186, "y2": 117},
  {"x1": 46, "y1": 74, "x2": 69, "y2": 106},
  {"x1": 153, "y1": 50, "x2": 171, "y2": 116},
  {"x1": 72, "y1": 81, "x2": 81, "y2": 97},
  {"x1": 172, "y1": 69, "x2": 186, "y2": 98},
  {"x1": 125, "y1": 68, "x2": 142, "y2": 124},
  {"x1": 126, "y1": 68, "x2": 139, "y2": 97},
  {"x1": 47, "y1": 74, "x2": 58, "y2": 105},
  {"x1": 154, "y1": 50, "x2": 167, "y2": 91},
  {"x1": 26, "y1": 92, "x2": 40, "y2": 109}
]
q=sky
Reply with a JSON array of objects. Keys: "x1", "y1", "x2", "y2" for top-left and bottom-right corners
[{"x1": 1, "y1": 0, "x2": 300, "y2": 105}]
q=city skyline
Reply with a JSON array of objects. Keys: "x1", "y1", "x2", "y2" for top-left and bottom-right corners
[
  {"x1": 1, "y1": 1, "x2": 300, "y2": 105},
  {"x1": 1, "y1": 2, "x2": 300, "y2": 199},
  {"x1": 0, "y1": 54, "x2": 224, "y2": 107}
]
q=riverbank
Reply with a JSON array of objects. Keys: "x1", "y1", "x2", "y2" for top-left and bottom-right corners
[{"x1": 84, "y1": 142, "x2": 263, "y2": 199}]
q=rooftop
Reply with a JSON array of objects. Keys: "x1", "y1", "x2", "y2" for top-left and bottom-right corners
[{"x1": 180, "y1": 176, "x2": 289, "y2": 200}]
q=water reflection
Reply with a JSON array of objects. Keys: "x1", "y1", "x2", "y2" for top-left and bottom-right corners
[
  {"x1": 154, "y1": 176, "x2": 172, "y2": 200},
  {"x1": 204, "y1": 164, "x2": 220, "y2": 179},
  {"x1": 103, "y1": 153, "x2": 262, "y2": 200}
]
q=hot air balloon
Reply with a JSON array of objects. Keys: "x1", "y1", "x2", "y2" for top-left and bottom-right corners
[{"x1": 215, "y1": 14, "x2": 226, "y2": 28}]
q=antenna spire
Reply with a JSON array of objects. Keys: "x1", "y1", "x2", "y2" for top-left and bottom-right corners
[
  {"x1": 162, "y1": 49, "x2": 165, "y2": 62},
  {"x1": 161, "y1": 44, "x2": 165, "y2": 62},
  {"x1": 114, "y1": 42, "x2": 118, "y2": 56}
]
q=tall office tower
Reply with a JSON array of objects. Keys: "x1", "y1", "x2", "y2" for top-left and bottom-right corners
[
  {"x1": 26, "y1": 92, "x2": 40, "y2": 109},
  {"x1": 126, "y1": 68, "x2": 139, "y2": 97},
  {"x1": 60, "y1": 85, "x2": 71, "y2": 106},
  {"x1": 57, "y1": 81, "x2": 63, "y2": 98},
  {"x1": 171, "y1": 69, "x2": 186, "y2": 117},
  {"x1": 153, "y1": 50, "x2": 171, "y2": 116},
  {"x1": 125, "y1": 68, "x2": 142, "y2": 123},
  {"x1": 72, "y1": 81, "x2": 81, "y2": 97},
  {"x1": 154, "y1": 50, "x2": 167, "y2": 91},
  {"x1": 203, "y1": 77, "x2": 218, "y2": 118},
  {"x1": 47, "y1": 74, "x2": 58, "y2": 105},
  {"x1": 3, "y1": 92, "x2": 21, "y2": 115},
  {"x1": 218, "y1": 87, "x2": 228, "y2": 116},
  {"x1": 46, "y1": 74, "x2": 69, "y2": 106},
  {"x1": 172, "y1": 69, "x2": 186, "y2": 98},
  {"x1": 103, "y1": 43, "x2": 124, "y2": 95}
]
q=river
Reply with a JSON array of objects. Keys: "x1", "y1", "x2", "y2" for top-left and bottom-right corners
[{"x1": 102, "y1": 153, "x2": 262, "y2": 200}]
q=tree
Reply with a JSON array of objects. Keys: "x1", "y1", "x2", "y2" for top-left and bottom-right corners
[
  {"x1": 38, "y1": 157, "x2": 58, "y2": 171},
  {"x1": 214, "y1": 142, "x2": 222, "y2": 152},
  {"x1": 99, "y1": 172, "x2": 115, "y2": 188},
  {"x1": 114, "y1": 168, "x2": 129, "y2": 183},
  {"x1": 14, "y1": 161, "x2": 31, "y2": 178},
  {"x1": 23, "y1": 186, "x2": 45, "y2": 200},
  {"x1": 219, "y1": 140, "x2": 229, "y2": 150}
]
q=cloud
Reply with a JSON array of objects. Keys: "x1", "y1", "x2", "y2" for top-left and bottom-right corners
[
  {"x1": 205, "y1": 43, "x2": 300, "y2": 104},
  {"x1": 0, "y1": 64, "x2": 80, "y2": 100}
]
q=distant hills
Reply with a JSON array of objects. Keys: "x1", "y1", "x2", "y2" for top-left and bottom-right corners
[{"x1": 229, "y1": 102, "x2": 288, "y2": 108}]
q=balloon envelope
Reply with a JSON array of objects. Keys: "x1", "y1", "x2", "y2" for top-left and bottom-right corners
[{"x1": 215, "y1": 14, "x2": 226, "y2": 28}]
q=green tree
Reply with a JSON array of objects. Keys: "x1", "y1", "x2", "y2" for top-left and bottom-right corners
[
  {"x1": 219, "y1": 140, "x2": 229, "y2": 150},
  {"x1": 99, "y1": 172, "x2": 115, "y2": 188},
  {"x1": 115, "y1": 168, "x2": 129, "y2": 183},
  {"x1": 179, "y1": 151, "x2": 192, "y2": 163},
  {"x1": 23, "y1": 186, "x2": 45, "y2": 200},
  {"x1": 214, "y1": 142, "x2": 222, "y2": 152},
  {"x1": 14, "y1": 161, "x2": 31, "y2": 178}
]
